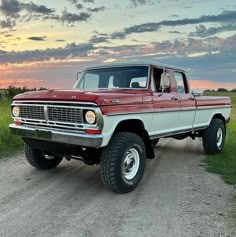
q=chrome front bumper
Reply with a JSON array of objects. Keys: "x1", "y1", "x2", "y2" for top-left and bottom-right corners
[{"x1": 9, "y1": 124, "x2": 103, "y2": 148}]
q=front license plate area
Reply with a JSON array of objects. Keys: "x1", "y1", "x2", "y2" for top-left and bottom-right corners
[{"x1": 36, "y1": 130, "x2": 52, "y2": 139}]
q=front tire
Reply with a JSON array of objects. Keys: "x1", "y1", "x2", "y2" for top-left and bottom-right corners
[
  {"x1": 100, "y1": 132, "x2": 146, "y2": 193},
  {"x1": 202, "y1": 118, "x2": 226, "y2": 154},
  {"x1": 25, "y1": 144, "x2": 63, "y2": 169}
]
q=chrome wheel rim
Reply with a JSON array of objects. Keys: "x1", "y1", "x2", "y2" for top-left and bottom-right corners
[
  {"x1": 42, "y1": 152, "x2": 55, "y2": 160},
  {"x1": 123, "y1": 148, "x2": 140, "y2": 180},
  {"x1": 217, "y1": 128, "x2": 223, "y2": 148}
]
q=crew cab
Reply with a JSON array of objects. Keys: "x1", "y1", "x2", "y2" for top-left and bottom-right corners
[{"x1": 9, "y1": 62, "x2": 231, "y2": 193}]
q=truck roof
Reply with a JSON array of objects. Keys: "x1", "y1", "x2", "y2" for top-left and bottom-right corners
[{"x1": 84, "y1": 61, "x2": 186, "y2": 72}]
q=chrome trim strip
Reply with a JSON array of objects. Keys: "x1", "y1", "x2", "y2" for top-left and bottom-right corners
[
  {"x1": 197, "y1": 105, "x2": 231, "y2": 110},
  {"x1": 13, "y1": 100, "x2": 98, "y2": 107},
  {"x1": 150, "y1": 126, "x2": 208, "y2": 139},
  {"x1": 180, "y1": 107, "x2": 196, "y2": 111},
  {"x1": 23, "y1": 125, "x2": 85, "y2": 134},
  {"x1": 105, "y1": 105, "x2": 231, "y2": 116},
  {"x1": 12, "y1": 103, "x2": 97, "y2": 110},
  {"x1": 9, "y1": 124, "x2": 103, "y2": 148},
  {"x1": 20, "y1": 121, "x2": 84, "y2": 130},
  {"x1": 44, "y1": 105, "x2": 48, "y2": 122}
]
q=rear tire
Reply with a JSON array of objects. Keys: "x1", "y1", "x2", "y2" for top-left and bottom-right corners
[
  {"x1": 202, "y1": 118, "x2": 226, "y2": 154},
  {"x1": 25, "y1": 144, "x2": 63, "y2": 169},
  {"x1": 100, "y1": 132, "x2": 146, "y2": 193}
]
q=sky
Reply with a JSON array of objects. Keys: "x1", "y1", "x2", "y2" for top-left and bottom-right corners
[{"x1": 0, "y1": 0, "x2": 236, "y2": 90}]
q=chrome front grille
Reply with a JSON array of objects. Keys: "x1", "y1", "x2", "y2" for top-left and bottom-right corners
[
  {"x1": 12, "y1": 100, "x2": 103, "y2": 133},
  {"x1": 20, "y1": 106, "x2": 45, "y2": 120},
  {"x1": 15, "y1": 103, "x2": 86, "y2": 130},
  {"x1": 48, "y1": 107, "x2": 83, "y2": 123}
]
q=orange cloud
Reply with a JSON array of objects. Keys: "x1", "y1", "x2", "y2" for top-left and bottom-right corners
[
  {"x1": 0, "y1": 79, "x2": 43, "y2": 89},
  {"x1": 190, "y1": 80, "x2": 236, "y2": 90}
]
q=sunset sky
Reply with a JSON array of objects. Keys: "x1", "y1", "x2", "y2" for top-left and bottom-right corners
[{"x1": 0, "y1": 0, "x2": 236, "y2": 90}]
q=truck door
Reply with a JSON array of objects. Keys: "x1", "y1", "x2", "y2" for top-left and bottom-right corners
[
  {"x1": 150, "y1": 67, "x2": 181, "y2": 137},
  {"x1": 174, "y1": 71, "x2": 196, "y2": 131}
]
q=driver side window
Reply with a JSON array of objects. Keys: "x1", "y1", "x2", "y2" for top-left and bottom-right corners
[{"x1": 153, "y1": 68, "x2": 170, "y2": 93}]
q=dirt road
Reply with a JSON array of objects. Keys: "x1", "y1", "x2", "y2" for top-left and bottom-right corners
[{"x1": 0, "y1": 138, "x2": 235, "y2": 237}]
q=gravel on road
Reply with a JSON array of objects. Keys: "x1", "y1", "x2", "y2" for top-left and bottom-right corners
[{"x1": 0, "y1": 138, "x2": 235, "y2": 237}]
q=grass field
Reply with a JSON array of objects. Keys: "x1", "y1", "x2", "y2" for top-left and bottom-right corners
[
  {"x1": 0, "y1": 100, "x2": 23, "y2": 157},
  {"x1": 204, "y1": 92, "x2": 236, "y2": 184},
  {"x1": 0, "y1": 92, "x2": 236, "y2": 166}
]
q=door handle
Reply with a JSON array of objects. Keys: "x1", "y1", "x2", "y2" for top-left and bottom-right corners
[
  {"x1": 143, "y1": 98, "x2": 152, "y2": 103},
  {"x1": 171, "y1": 96, "x2": 179, "y2": 101},
  {"x1": 188, "y1": 97, "x2": 195, "y2": 100}
]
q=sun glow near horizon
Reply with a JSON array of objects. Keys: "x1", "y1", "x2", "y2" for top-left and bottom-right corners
[{"x1": 0, "y1": 61, "x2": 235, "y2": 91}]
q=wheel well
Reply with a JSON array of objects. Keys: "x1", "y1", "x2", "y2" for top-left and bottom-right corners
[
  {"x1": 114, "y1": 120, "x2": 155, "y2": 159},
  {"x1": 212, "y1": 113, "x2": 226, "y2": 125},
  {"x1": 114, "y1": 119, "x2": 144, "y2": 135}
]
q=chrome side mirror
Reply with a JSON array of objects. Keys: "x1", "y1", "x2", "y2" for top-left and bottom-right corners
[
  {"x1": 76, "y1": 71, "x2": 82, "y2": 80},
  {"x1": 192, "y1": 89, "x2": 203, "y2": 97}
]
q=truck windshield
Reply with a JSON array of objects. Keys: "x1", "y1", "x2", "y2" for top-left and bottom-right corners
[{"x1": 74, "y1": 66, "x2": 149, "y2": 91}]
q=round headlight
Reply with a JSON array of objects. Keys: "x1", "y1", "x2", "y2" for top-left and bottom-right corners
[
  {"x1": 12, "y1": 106, "x2": 20, "y2": 117},
  {"x1": 85, "y1": 111, "x2": 96, "y2": 124}
]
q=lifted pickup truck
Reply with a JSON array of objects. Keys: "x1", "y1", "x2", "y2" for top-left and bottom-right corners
[{"x1": 9, "y1": 62, "x2": 231, "y2": 193}]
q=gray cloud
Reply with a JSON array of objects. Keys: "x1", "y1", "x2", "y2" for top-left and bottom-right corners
[
  {"x1": 60, "y1": 9, "x2": 90, "y2": 24},
  {"x1": 28, "y1": 36, "x2": 47, "y2": 41},
  {"x1": 87, "y1": 7, "x2": 106, "y2": 13},
  {"x1": 111, "y1": 10, "x2": 236, "y2": 39},
  {"x1": 83, "y1": 0, "x2": 94, "y2": 3},
  {"x1": 0, "y1": 0, "x2": 21, "y2": 18},
  {"x1": 75, "y1": 3, "x2": 83, "y2": 10},
  {"x1": 68, "y1": 0, "x2": 94, "y2": 3},
  {"x1": 190, "y1": 24, "x2": 236, "y2": 38},
  {"x1": 0, "y1": 0, "x2": 98, "y2": 29},
  {"x1": 130, "y1": 0, "x2": 160, "y2": 7},
  {"x1": 56, "y1": 39, "x2": 65, "y2": 42},
  {"x1": 168, "y1": 30, "x2": 181, "y2": 34},
  {"x1": 24, "y1": 2, "x2": 55, "y2": 14},
  {"x1": 0, "y1": 18, "x2": 16, "y2": 29},
  {"x1": 67, "y1": 0, "x2": 94, "y2": 9},
  {"x1": 1, "y1": 33, "x2": 236, "y2": 88},
  {"x1": 0, "y1": 0, "x2": 55, "y2": 18},
  {"x1": 89, "y1": 35, "x2": 109, "y2": 44},
  {"x1": 67, "y1": 0, "x2": 83, "y2": 10},
  {"x1": 0, "y1": 49, "x2": 7, "y2": 54},
  {"x1": 0, "y1": 42, "x2": 94, "y2": 64}
]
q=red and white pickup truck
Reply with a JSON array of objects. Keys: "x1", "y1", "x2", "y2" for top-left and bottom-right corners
[{"x1": 9, "y1": 62, "x2": 231, "y2": 193}]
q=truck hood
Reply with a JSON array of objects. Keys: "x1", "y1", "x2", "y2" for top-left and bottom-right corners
[{"x1": 13, "y1": 89, "x2": 150, "y2": 106}]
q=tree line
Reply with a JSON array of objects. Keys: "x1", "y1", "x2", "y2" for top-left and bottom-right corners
[
  {"x1": 0, "y1": 85, "x2": 47, "y2": 100},
  {"x1": 205, "y1": 88, "x2": 236, "y2": 92}
]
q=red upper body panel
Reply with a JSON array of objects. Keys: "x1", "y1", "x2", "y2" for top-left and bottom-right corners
[
  {"x1": 13, "y1": 89, "x2": 150, "y2": 106},
  {"x1": 13, "y1": 88, "x2": 231, "y2": 113},
  {"x1": 195, "y1": 96, "x2": 231, "y2": 107}
]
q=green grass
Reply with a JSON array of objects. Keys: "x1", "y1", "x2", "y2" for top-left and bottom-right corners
[
  {"x1": 0, "y1": 100, "x2": 23, "y2": 157},
  {"x1": 203, "y1": 92, "x2": 236, "y2": 221},
  {"x1": 204, "y1": 92, "x2": 236, "y2": 184},
  {"x1": 204, "y1": 122, "x2": 236, "y2": 184}
]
